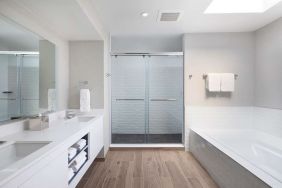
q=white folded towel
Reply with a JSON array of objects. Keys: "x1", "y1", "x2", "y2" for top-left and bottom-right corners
[
  {"x1": 76, "y1": 151, "x2": 87, "y2": 161},
  {"x1": 68, "y1": 168, "x2": 74, "y2": 181},
  {"x1": 71, "y1": 155, "x2": 87, "y2": 172},
  {"x1": 68, "y1": 147, "x2": 77, "y2": 160},
  {"x1": 206, "y1": 73, "x2": 221, "y2": 92},
  {"x1": 220, "y1": 73, "x2": 235, "y2": 92},
  {"x1": 80, "y1": 89, "x2": 91, "y2": 112},
  {"x1": 73, "y1": 139, "x2": 87, "y2": 151}
]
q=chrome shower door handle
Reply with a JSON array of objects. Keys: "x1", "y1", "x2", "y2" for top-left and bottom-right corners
[
  {"x1": 115, "y1": 98, "x2": 145, "y2": 101},
  {"x1": 150, "y1": 99, "x2": 177, "y2": 101}
]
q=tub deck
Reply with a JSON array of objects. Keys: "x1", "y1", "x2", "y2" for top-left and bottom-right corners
[{"x1": 191, "y1": 128, "x2": 282, "y2": 188}]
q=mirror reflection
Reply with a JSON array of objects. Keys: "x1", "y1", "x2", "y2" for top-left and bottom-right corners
[{"x1": 0, "y1": 16, "x2": 56, "y2": 122}]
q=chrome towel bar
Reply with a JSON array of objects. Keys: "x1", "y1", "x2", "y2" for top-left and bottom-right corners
[{"x1": 203, "y1": 74, "x2": 238, "y2": 80}]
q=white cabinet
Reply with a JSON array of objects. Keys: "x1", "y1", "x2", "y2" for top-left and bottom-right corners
[
  {"x1": 19, "y1": 151, "x2": 68, "y2": 188},
  {"x1": 89, "y1": 117, "x2": 104, "y2": 160},
  {"x1": 0, "y1": 115, "x2": 104, "y2": 188}
]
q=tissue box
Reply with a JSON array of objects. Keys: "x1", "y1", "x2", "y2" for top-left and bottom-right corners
[{"x1": 28, "y1": 118, "x2": 49, "y2": 131}]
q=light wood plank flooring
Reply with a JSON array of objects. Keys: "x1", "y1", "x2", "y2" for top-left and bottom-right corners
[{"x1": 77, "y1": 149, "x2": 218, "y2": 188}]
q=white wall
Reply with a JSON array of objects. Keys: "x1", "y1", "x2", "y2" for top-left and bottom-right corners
[
  {"x1": 69, "y1": 41, "x2": 104, "y2": 109},
  {"x1": 255, "y1": 18, "x2": 282, "y2": 109},
  {"x1": 102, "y1": 35, "x2": 111, "y2": 156},
  {"x1": 111, "y1": 35, "x2": 183, "y2": 52},
  {"x1": 183, "y1": 33, "x2": 256, "y2": 107},
  {"x1": 183, "y1": 32, "x2": 256, "y2": 149},
  {"x1": 184, "y1": 22, "x2": 282, "y2": 148}
]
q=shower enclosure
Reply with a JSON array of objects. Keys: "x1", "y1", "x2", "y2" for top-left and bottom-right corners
[
  {"x1": 111, "y1": 53, "x2": 184, "y2": 144},
  {"x1": 0, "y1": 52, "x2": 39, "y2": 121}
]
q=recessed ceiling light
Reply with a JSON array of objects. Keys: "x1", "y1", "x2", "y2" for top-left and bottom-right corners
[
  {"x1": 205, "y1": 0, "x2": 282, "y2": 14},
  {"x1": 140, "y1": 12, "x2": 149, "y2": 17}
]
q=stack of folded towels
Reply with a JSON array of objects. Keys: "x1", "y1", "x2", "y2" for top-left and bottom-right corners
[
  {"x1": 70, "y1": 151, "x2": 87, "y2": 173},
  {"x1": 68, "y1": 168, "x2": 75, "y2": 181},
  {"x1": 73, "y1": 139, "x2": 87, "y2": 151},
  {"x1": 68, "y1": 147, "x2": 77, "y2": 161}
]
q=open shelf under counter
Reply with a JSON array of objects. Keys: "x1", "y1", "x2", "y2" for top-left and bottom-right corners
[
  {"x1": 68, "y1": 145, "x2": 88, "y2": 165},
  {"x1": 68, "y1": 147, "x2": 89, "y2": 184},
  {"x1": 68, "y1": 133, "x2": 89, "y2": 185}
]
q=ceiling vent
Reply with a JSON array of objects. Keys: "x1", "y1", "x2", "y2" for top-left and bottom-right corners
[{"x1": 158, "y1": 11, "x2": 182, "y2": 22}]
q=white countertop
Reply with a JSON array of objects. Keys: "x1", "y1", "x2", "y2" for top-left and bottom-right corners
[{"x1": 0, "y1": 110, "x2": 103, "y2": 186}]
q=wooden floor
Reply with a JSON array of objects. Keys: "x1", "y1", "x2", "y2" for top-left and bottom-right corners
[{"x1": 77, "y1": 149, "x2": 218, "y2": 188}]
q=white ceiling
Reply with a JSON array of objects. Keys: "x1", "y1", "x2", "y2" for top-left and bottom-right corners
[
  {"x1": 92, "y1": 0, "x2": 282, "y2": 37},
  {"x1": 12, "y1": 0, "x2": 102, "y2": 40},
  {"x1": 0, "y1": 15, "x2": 39, "y2": 51}
]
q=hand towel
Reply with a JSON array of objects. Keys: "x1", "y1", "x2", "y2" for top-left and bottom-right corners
[
  {"x1": 80, "y1": 89, "x2": 91, "y2": 112},
  {"x1": 68, "y1": 168, "x2": 74, "y2": 181},
  {"x1": 73, "y1": 139, "x2": 87, "y2": 150},
  {"x1": 220, "y1": 73, "x2": 235, "y2": 92},
  {"x1": 68, "y1": 147, "x2": 77, "y2": 160},
  {"x1": 76, "y1": 151, "x2": 87, "y2": 161},
  {"x1": 206, "y1": 73, "x2": 221, "y2": 92},
  {"x1": 71, "y1": 155, "x2": 87, "y2": 172}
]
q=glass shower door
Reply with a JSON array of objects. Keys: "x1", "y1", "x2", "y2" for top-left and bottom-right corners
[
  {"x1": 111, "y1": 55, "x2": 184, "y2": 144},
  {"x1": 111, "y1": 56, "x2": 146, "y2": 143},
  {"x1": 147, "y1": 56, "x2": 183, "y2": 143},
  {"x1": 0, "y1": 54, "x2": 19, "y2": 121},
  {"x1": 21, "y1": 55, "x2": 39, "y2": 116}
]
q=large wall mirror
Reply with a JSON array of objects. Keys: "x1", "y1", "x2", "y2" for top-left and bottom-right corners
[{"x1": 0, "y1": 15, "x2": 56, "y2": 122}]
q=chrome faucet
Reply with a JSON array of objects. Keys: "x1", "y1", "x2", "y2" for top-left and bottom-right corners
[{"x1": 65, "y1": 111, "x2": 76, "y2": 119}]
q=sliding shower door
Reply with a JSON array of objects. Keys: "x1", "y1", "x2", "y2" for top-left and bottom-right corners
[
  {"x1": 111, "y1": 55, "x2": 183, "y2": 144},
  {"x1": 21, "y1": 55, "x2": 39, "y2": 116},
  {"x1": 147, "y1": 56, "x2": 183, "y2": 143},
  {"x1": 111, "y1": 56, "x2": 146, "y2": 143},
  {"x1": 0, "y1": 54, "x2": 19, "y2": 121}
]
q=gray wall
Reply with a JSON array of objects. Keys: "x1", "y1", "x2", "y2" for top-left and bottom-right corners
[
  {"x1": 255, "y1": 18, "x2": 282, "y2": 109},
  {"x1": 111, "y1": 35, "x2": 182, "y2": 52},
  {"x1": 69, "y1": 41, "x2": 104, "y2": 109},
  {"x1": 183, "y1": 33, "x2": 256, "y2": 106},
  {"x1": 0, "y1": 43, "x2": 9, "y2": 50}
]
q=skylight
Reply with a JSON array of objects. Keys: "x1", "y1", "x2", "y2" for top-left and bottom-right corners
[{"x1": 205, "y1": 0, "x2": 282, "y2": 14}]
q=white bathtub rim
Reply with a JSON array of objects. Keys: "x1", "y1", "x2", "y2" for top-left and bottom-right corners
[{"x1": 191, "y1": 128, "x2": 282, "y2": 188}]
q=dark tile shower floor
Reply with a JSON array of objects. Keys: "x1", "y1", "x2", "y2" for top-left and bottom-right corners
[{"x1": 112, "y1": 134, "x2": 182, "y2": 144}]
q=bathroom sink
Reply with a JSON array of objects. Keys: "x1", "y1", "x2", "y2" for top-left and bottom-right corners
[
  {"x1": 77, "y1": 116, "x2": 95, "y2": 123},
  {"x1": 0, "y1": 141, "x2": 51, "y2": 170}
]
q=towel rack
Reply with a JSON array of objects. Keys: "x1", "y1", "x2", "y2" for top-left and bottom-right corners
[{"x1": 202, "y1": 74, "x2": 238, "y2": 80}]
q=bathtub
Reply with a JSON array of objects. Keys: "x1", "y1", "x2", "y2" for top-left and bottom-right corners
[{"x1": 190, "y1": 128, "x2": 282, "y2": 188}]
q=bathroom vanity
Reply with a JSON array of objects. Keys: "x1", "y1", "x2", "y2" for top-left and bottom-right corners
[{"x1": 0, "y1": 111, "x2": 104, "y2": 188}]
